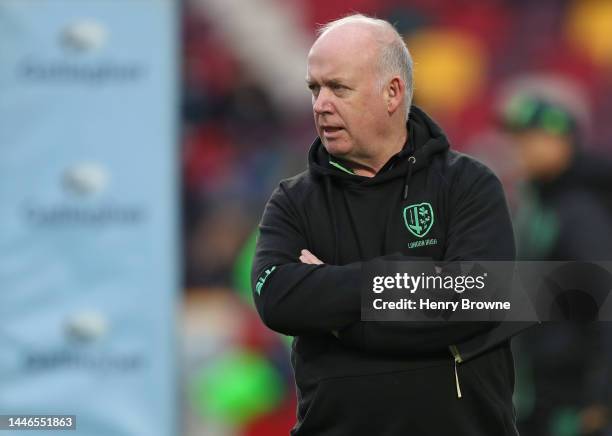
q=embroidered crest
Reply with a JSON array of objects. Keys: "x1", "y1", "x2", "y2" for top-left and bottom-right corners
[{"x1": 403, "y1": 202, "x2": 434, "y2": 238}]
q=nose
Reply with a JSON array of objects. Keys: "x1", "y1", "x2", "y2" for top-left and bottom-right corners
[{"x1": 313, "y1": 88, "x2": 333, "y2": 115}]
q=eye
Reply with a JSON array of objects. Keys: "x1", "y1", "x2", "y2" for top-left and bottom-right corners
[
  {"x1": 308, "y1": 83, "x2": 319, "y2": 94},
  {"x1": 330, "y1": 83, "x2": 348, "y2": 95}
]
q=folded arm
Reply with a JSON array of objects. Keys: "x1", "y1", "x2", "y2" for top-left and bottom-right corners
[
  {"x1": 253, "y1": 168, "x2": 515, "y2": 353},
  {"x1": 252, "y1": 184, "x2": 364, "y2": 336}
]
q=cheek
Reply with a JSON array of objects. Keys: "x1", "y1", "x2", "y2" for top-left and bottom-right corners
[
  {"x1": 531, "y1": 143, "x2": 557, "y2": 162},
  {"x1": 358, "y1": 104, "x2": 388, "y2": 137},
  {"x1": 337, "y1": 91, "x2": 383, "y2": 136},
  {"x1": 360, "y1": 89, "x2": 387, "y2": 119}
]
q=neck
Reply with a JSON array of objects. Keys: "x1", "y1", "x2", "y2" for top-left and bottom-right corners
[{"x1": 353, "y1": 127, "x2": 408, "y2": 177}]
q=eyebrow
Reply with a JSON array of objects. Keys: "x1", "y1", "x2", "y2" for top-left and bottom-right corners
[{"x1": 305, "y1": 77, "x2": 349, "y2": 87}]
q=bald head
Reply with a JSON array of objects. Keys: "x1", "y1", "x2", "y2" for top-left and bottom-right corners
[
  {"x1": 313, "y1": 14, "x2": 414, "y2": 116},
  {"x1": 306, "y1": 14, "x2": 411, "y2": 172}
]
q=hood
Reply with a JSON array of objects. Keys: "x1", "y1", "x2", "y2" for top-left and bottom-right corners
[
  {"x1": 307, "y1": 105, "x2": 450, "y2": 187},
  {"x1": 305, "y1": 106, "x2": 451, "y2": 264}
]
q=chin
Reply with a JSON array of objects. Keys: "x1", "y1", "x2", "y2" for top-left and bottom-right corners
[{"x1": 322, "y1": 139, "x2": 352, "y2": 157}]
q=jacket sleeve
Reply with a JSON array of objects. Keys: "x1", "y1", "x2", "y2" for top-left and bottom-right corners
[
  {"x1": 252, "y1": 183, "x2": 363, "y2": 336},
  {"x1": 337, "y1": 167, "x2": 516, "y2": 355},
  {"x1": 444, "y1": 165, "x2": 516, "y2": 262},
  {"x1": 555, "y1": 191, "x2": 612, "y2": 260}
]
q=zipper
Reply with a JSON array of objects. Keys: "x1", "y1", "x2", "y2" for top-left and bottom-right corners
[{"x1": 450, "y1": 345, "x2": 463, "y2": 399}]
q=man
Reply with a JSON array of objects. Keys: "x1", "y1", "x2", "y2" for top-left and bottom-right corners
[
  {"x1": 499, "y1": 79, "x2": 612, "y2": 436},
  {"x1": 253, "y1": 14, "x2": 520, "y2": 435}
]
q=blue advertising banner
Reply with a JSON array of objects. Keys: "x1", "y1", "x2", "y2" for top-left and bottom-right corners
[{"x1": 0, "y1": 1, "x2": 179, "y2": 435}]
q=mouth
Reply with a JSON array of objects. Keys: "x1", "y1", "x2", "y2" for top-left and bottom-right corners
[{"x1": 321, "y1": 126, "x2": 344, "y2": 139}]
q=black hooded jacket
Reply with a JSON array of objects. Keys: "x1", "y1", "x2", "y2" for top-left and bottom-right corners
[
  {"x1": 516, "y1": 152, "x2": 612, "y2": 261},
  {"x1": 252, "y1": 107, "x2": 521, "y2": 435}
]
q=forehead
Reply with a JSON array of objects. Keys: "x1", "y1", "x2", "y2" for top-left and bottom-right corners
[{"x1": 306, "y1": 25, "x2": 378, "y2": 81}]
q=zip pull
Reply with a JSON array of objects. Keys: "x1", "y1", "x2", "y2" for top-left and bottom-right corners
[
  {"x1": 454, "y1": 359, "x2": 462, "y2": 399},
  {"x1": 402, "y1": 156, "x2": 416, "y2": 200},
  {"x1": 450, "y1": 345, "x2": 463, "y2": 399}
]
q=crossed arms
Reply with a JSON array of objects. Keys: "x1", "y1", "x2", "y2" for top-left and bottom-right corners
[{"x1": 252, "y1": 170, "x2": 515, "y2": 354}]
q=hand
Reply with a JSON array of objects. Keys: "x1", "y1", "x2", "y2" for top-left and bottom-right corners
[
  {"x1": 580, "y1": 404, "x2": 609, "y2": 434},
  {"x1": 300, "y1": 249, "x2": 336, "y2": 338},
  {"x1": 299, "y1": 249, "x2": 324, "y2": 265}
]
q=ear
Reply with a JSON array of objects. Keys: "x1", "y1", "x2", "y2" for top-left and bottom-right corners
[{"x1": 384, "y1": 76, "x2": 405, "y2": 115}]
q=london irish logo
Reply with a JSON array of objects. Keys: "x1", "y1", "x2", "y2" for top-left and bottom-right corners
[{"x1": 403, "y1": 202, "x2": 434, "y2": 238}]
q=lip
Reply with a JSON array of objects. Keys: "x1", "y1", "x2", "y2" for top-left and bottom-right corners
[{"x1": 320, "y1": 125, "x2": 344, "y2": 139}]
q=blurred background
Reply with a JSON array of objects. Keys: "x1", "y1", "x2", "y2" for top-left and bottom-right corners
[{"x1": 2, "y1": 0, "x2": 612, "y2": 435}]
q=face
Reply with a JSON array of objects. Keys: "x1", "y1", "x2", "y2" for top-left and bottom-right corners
[
  {"x1": 306, "y1": 27, "x2": 390, "y2": 161},
  {"x1": 512, "y1": 130, "x2": 573, "y2": 180}
]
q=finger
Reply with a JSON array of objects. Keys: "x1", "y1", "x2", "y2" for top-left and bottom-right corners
[
  {"x1": 302, "y1": 249, "x2": 323, "y2": 265},
  {"x1": 311, "y1": 255, "x2": 323, "y2": 265},
  {"x1": 301, "y1": 249, "x2": 316, "y2": 262},
  {"x1": 299, "y1": 252, "x2": 312, "y2": 264},
  {"x1": 300, "y1": 254, "x2": 318, "y2": 265},
  {"x1": 300, "y1": 250, "x2": 313, "y2": 264}
]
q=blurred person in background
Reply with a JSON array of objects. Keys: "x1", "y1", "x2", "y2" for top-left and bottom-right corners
[
  {"x1": 253, "y1": 14, "x2": 524, "y2": 436},
  {"x1": 500, "y1": 76, "x2": 612, "y2": 436}
]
